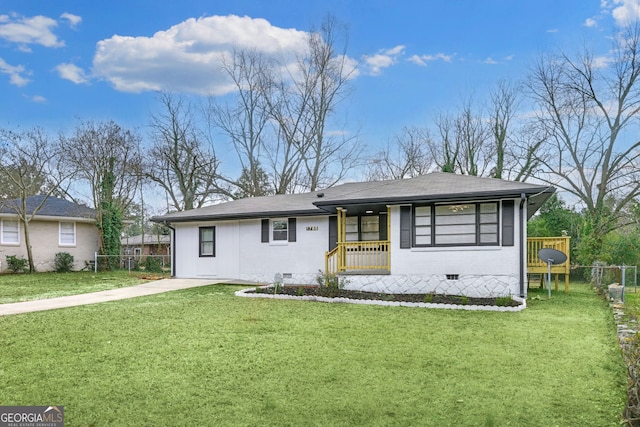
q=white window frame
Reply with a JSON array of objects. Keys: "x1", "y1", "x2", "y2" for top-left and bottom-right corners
[
  {"x1": 1, "y1": 219, "x2": 20, "y2": 245},
  {"x1": 59, "y1": 221, "x2": 76, "y2": 246},
  {"x1": 271, "y1": 219, "x2": 288, "y2": 243}
]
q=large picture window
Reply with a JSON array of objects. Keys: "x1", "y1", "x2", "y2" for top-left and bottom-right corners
[
  {"x1": 412, "y1": 202, "x2": 499, "y2": 246},
  {"x1": 199, "y1": 226, "x2": 215, "y2": 257},
  {"x1": 1, "y1": 220, "x2": 19, "y2": 245}
]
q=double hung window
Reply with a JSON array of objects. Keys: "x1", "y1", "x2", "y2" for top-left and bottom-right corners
[
  {"x1": 59, "y1": 222, "x2": 76, "y2": 246},
  {"x1": 199, "y1": 227, "x2": 216, "y2": 257},
  {"x1": 1, "y1": 220, "x2": 19, "y2": 245}
]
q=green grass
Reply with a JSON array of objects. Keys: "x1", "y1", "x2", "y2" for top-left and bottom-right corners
[
  {"x1": 0, "y1": 271, "x2": 159, "y2": 303},
  {"x1": 0, "y1": 282, "x2": 626, "y2": 426}
]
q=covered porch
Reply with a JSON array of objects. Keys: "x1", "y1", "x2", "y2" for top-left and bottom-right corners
[{"x1": 325, "y1": 206, "x2": 391, "y2": 274}]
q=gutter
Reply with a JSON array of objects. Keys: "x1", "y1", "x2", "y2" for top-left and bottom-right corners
[
  {"x1": 164, "y1": 221, "x2": 176, "y2": 278},
  {"x1": 519, "y1": 193, "x2": 527, "y2": 298}
]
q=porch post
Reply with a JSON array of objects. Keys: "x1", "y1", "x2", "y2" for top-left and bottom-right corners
[{"x1": 337, "y1": 208, "x2": 346, "y2": 272}]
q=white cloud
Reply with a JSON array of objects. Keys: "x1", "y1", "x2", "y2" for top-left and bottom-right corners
[
  {"x1": 0, "y1": 14, "x2": 64, "y2": 48},
  {"x1": 55, "y1": 63, "x2": 89, "y2": 84},
  {"x1": 407, "y1": 52, "x2": 453, "y2": 67},
  {"x1": 92, "y1": 15, "x2": 316, "y2": 95},
  {"x1": 584, "y1": 17, "x2": 598, "y2": 27},
  {"x1": 546, "y1": 28, "x2": 559, "y2": 33},
  {"x1": 362, "y1": 45, "x2": 405, "y2": 75},
  {"x1": 483, "y1": 57, "x2": 498, "y2": 64},
  {"x1": 592, "y1": 55, "x2": 612, "y2": 68},
  {"x1": 26, "y1": 94, "x2": 46, "y2": 103},
  {"x1": 603, "y1": 0, "x2": 640, "y2": 26},
  {"x1": 60, "y1": 13, "x2": 82, "y2": 29},
  {"x1": 0, "y1": 57, "x2": 30, "y2": 86}
]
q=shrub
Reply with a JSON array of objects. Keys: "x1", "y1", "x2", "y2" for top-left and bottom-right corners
[
  {"x1": 5, "y1": 255, "x2": 27, "y2": 273},
  {"x1": 460, "y1": 296, "x2": 470, "y2": 305},
  {"x1": 54, "y1": 252, "x2": 75, "y2": 273},
  {"x1": 143, "y1": 256, "x2": 163, "y2": 273},
  {"x1": 424, "y1": 294, "x2": 434, "y2": 303},
  {"x1": 495, "y1": 296, "x2": 513, "y2": 307}
]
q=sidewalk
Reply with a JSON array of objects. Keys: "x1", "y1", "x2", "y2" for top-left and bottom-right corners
[{"x1": 0, "y1": 278, "x2": 229, "y2": 316}]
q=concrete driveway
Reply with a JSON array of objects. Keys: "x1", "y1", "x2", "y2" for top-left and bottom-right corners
[{"x1": 0, "y1": 278, "x2": 232, "y2": 316}]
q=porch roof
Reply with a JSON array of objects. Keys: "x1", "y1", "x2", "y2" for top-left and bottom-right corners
[{"x1": 152, "y1": 173, "x2": 554, "y2": 223}]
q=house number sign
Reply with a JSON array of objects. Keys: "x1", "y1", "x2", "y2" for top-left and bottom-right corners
[{"x1": 306, "y1": 226, "x2": 318, "y2": 231}]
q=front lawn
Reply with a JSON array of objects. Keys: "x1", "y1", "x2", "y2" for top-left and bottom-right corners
[
  {"x1": 0, "y1": 282, "x2": 626, "y2": 426},
  {"x1": 0, "y1": 271, "x2": 164, "y2": 303}
]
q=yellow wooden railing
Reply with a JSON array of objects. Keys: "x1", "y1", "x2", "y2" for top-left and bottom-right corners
[
  {"x1": 527, "y1": 236, "x2": 571, "y2": 292},
  {"x1": 325, "y1": 241, "x2": 390, "y2": 274}
]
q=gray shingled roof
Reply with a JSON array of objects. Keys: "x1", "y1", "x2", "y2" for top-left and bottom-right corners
[
  {"x1": 153, "y1": 173, "x2": 554, "y2": 223},
  {"x1": 0, "y1": 195, "x2": 96, "y2": 219},
  {"x1": 121, "y1": 234, "x2": 170, "y2": 245}
]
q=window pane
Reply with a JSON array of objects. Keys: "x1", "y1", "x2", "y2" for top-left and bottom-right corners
[
  {"x1": 272, "y1": 220, "x2": 288, "y2": 241},
  {"x1": 480, "y1": 203, "x2": 497, "y2": 213},
  {"x1": 201, "y1": 229, "x2": 214, "y2": 241},
  {"x1": 415, "y1": 206, "x2": 431, "y2": 216},
  {"x1": 415, "y1": 234, "x2": 431, "y2": 245},
  {"x1": 201, "y1": 242, "x2": 214, "y2": 255},
  {"x1": 436, "y1": 234, "x2": 476, "y2": 244}
]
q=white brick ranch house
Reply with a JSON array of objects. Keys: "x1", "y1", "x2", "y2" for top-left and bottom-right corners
[{"x1": 152, "y1": 173, "x2": 554, "y2": 298}]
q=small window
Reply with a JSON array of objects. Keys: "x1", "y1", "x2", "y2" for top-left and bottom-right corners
[
  {"x1": 272, "y1": 219, "x2": 288, "y2": 241},
  {"x1": 59, "y1": 222, "x2": 76, "y2": 246},
  {"x1": 1, "y1": 220, "x2": 19, "y2": 245},
  {"x1": 199, "y1": 227, "x2": 215, "y2": 257}
]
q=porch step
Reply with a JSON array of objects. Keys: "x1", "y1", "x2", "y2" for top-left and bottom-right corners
[{"x1": 340, "y1": 269, "x2": 390, "y2": 275}]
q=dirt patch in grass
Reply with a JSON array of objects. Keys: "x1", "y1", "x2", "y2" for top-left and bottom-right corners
[{"x1": 251, "y1": 285, "x2": 522, "y2": 307}]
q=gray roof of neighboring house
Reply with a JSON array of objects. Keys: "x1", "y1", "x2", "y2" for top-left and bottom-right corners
[
  {"x1": 0, "y1": 195, "x2": 96, "y2": 219},
  {"x1": 152, "y1": 172, "x2": 555, "y2": 223},
  {"x1": 121, "y1": 234, "x2": 171, "y2": 246}
]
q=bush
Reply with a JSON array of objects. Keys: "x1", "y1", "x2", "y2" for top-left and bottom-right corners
[
  {"x1": 54, "y1": 252, "x2": 75, "y2": 273},
  {"x1": 143, "y1": 256, "x2": 163, "y2": 273},
  {"x1": 5, "y1": 255, "x2": 28, "y2": 273}
]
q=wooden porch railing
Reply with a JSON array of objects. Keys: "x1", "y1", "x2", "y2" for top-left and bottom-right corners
[
  {"x1": 325, "y1": 240, "x2": 390, "y2": 274},
  {"x1": 527, "y1": 236, "x2": 571, "y2": 292}
]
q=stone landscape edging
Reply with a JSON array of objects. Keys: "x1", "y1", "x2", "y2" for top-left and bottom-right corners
[{"x1": 235, "y1": 288, "x2": 527, "y2": 312}]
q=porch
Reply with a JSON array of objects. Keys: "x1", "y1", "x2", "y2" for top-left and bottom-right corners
[
  {"x1": 526, "y1": 236, "x2": 571, "y2": 292},
  {"x1": 325, "y1": 207, "x2": 391, "y2": 274}
]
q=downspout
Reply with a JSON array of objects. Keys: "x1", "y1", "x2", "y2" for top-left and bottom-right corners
[
  {"x1": 164, "y1": 221, "x2": 176, "y2": 278},
  {"x1": 519, "y1": 193, "x2": 527, "y2": 298}
]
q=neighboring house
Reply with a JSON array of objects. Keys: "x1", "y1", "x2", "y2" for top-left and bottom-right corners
[
  {"x1": 152, "y1": 173, "x2": 554, "y2": 298},
  {"x1": 121, "y1": 234, "x2": 171, "y2": 257},
  {"x1": 0, "y1": 195, "x2": 99, "y2": 272}
]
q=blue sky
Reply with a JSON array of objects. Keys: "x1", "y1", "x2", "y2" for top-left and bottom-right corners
[{"x1": 0, "y1": 0, "x2": 633, "y2": 158}]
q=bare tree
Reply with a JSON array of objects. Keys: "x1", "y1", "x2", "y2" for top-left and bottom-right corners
[
  {"x1": 0, "y1": 128, "x2": 69, "y2": 272},
  {"x1": 263, "y1": 15, "x2": 361, "y2": 193},
  {"x1": 147, "y1": 93, "x2": 227, "y2": 211},
  {"x1": 429, "y1": 102, "x2": 492, "y2": 176},
  {"x1": 59, "y1": 120, "x2": 142, "y2": 260},
  {"x1": 527, "y1": 24, "x2": 640, "y2": 261},
  {"x1": 367, "y1": 126, "x2": 433, "y2": 180},
  {"x1": 488, "y1": 79, "x2": 545, "y2": 181},
  {"x1": 206, "y1": 51, "x2": 272, "y2": 198}
]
